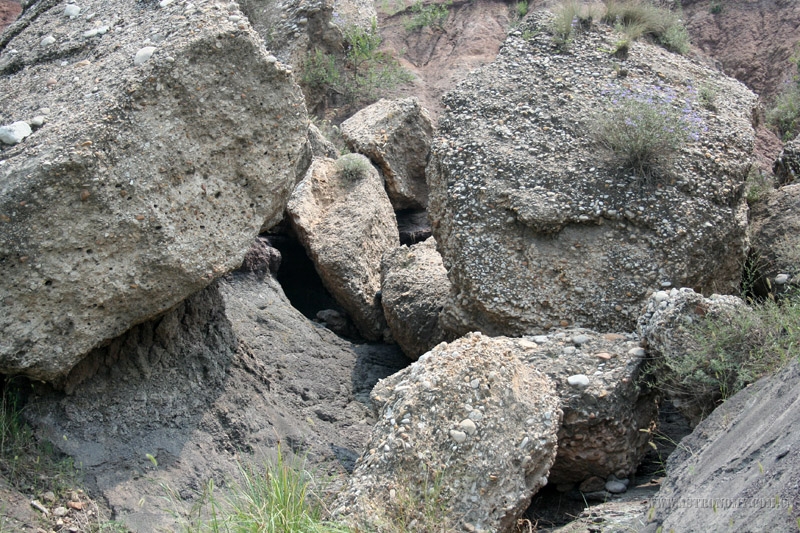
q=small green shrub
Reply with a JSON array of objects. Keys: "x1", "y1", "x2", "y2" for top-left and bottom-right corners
[
  {"x1": 592, "y1": 83, "x2": 703, "y2": 179},
  {"x1": 299, "y1": 19, "x2": 412, "y2": 110},
  {"x1": 647, "y1": 295, "x2": 800, "y2": 422},
  {"x1": 344, "y1": 20, "x2": 413, "y2": 102},
  {"x1": 301, "y1": 49, "x2": 341, "y2": 93},
  {"x1": 698, "y1": 83, "x2": 718, "y2": 111},
  {"x1": 603, "y1": 0, "x2": 690, "y2": 54},
  {"x1": 767, "y1": 83, "x2": 800, "y2": 141},
  {"x1": 404, "y1": 0, "x2": 451, "y2": 32},
  {"x1": 165, "y1": 447, "x2": 351, "y2": 533},
  {"x1": 744, "y1": 165, "x2": 773, "y2": 205},
  {"x1": 515, "y1": 0, "x2": 529, "y2": 19},
  {"x1": 549, "y1": 0, "x2": 601, "y2": 47},
  {"x1": 336, "y1": 154, "x2": 372, "y2": 181},
  {"x1": 710, "y1": 1, "x2": 723, "y2": 14}
]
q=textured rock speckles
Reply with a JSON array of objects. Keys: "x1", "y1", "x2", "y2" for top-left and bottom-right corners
[
  {"x1": 427, "y1": 11, "x2": 757, "y2": 336},
  {"x1": 339, "y1": 332, "x2": 562, "y2": 533},
  {"x1": 341, "y1": 97, "x2": 434, "y2": 209},
  {"x1": 0, "y1": 0, "x2": 308, "y2": 380},
  {"x1": 287, "y1": 155, "x2": 399, "y2": 341}
]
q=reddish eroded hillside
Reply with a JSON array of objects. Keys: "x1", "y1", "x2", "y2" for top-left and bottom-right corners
[
  {"x1": 377, "y1": 0, "x2": 517, "y2": 120},
  {"x1": 682, "y1": 0, "x2": 800, "y2": 101},
  {"x1": 681, "y1": 0, "x2": 797, "y2": 172},
  {"x1": 0, "y1": 0, "x2": 21, "y2": 33}
]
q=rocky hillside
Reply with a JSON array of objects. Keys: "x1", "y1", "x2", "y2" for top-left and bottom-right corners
[{"x1": 1, "y1": 0, "x2": 799, "y2": 532}]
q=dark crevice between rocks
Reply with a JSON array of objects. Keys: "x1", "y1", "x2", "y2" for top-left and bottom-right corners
[
  {"x1": 524, "y1": 400, "x2": 693, "y2": 530},
  {"x1": 396, "y1": 208, "x2": 432, "y2": 246},
  {"x1": 261, "y1": 227, "x2": 363, "y2": 340}
]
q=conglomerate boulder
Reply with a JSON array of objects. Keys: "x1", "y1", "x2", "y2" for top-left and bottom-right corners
[
  {"x1": 748, "y1": 183, "x2": 800, "y2": 295},
  {"x1": 0, "y1": 0, "x2": 307, "y2": 381},
  {"x1": 287, "y1": 154, "x2": 399, "y2": 340},
  {"x1": 339, "y1": 332, "x2": 562, "y2": 533},
  {"x1": 380, "y1": 237, "x2": 452, "y2": 359},
  {"x1": 510, "y1": 330, "x2": 657, "y2": 486},
  {"x1": 637, "y1": 287, "x2": 751, "y2": 425},
  {"x1": 427, "y1": 11, "x2": 757, "y2": 337},
  {"x1": 341, "y1": 97, "x2": 434, "y2": 209}
]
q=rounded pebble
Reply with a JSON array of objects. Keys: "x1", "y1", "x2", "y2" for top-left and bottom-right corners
[
  {"x1": 775, "y1": 274, "x2": 790, "y2": 285},
  {"x1": 605, "y1": 480, "x2": 628, "y2": 493},
  {"x1": 40, "y1": 35, "x2": 56, "y2": 46},
  {"x1": 134, "y1": 46, "x2": 157, "y2": 66},
  {"x1": 449, "y1": 429, "x2": 467, "y2": 443},
  {"x1": 64, "y1": 4, "x2": 81, "y2": 17},
  {"x1": 459, "y1": 418, "x2": 477, "y2": 435},
  {"x1": 0, "y1": 121, "x2": 33, "y2": 145},
  {"x1": 567, "y1": 374, "x2": 590, "y2": 388}
]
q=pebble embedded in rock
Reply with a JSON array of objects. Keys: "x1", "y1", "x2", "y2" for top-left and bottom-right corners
[
  {"x1": 572, "y1": 334, "x2": 590, "y2": 346},
  {"x1": 449, "y1": 429, "x2": 467, "y2": 443},
  {"x1": 567, "y1": 374, "x2": 590, "y2": 388},
  {"x1": 64, "y1": 4, "x2": 81, "y2": 17},
  {"x1": 605, "y1": 479, "x2": 628, "y2": 493},
  {"x1": 459, "y1": 418, "x2": 477, "y2": 435},
  {"x1": 0, "y1": 121, "x2": 33, "y2": 145},
  {"x1": 40, "y1": 35, "x2": 56, "y2": 46},
  {"x1": 134, "y1": 46, "x2": 157, "y2": 66}
]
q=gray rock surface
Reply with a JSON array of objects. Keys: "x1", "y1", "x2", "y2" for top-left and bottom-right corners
[
  {"x1": 637, "y1": 288, "x2": 750, "y2": 425},
  {"x1": 507, "y1": 331, "x2": 657, "y2": 486},
  {"x1": 380, "y1": 237, "x2": 452, "y2": 359},
  {"x1": 342, "y1": 97, "x2": 433, "y2": 209},
  {"x1": 339, "y1": 332, "x2": 562, "y2": 533},
  {"x1": 0, "y1": 0, "x2": 307, "y2": 380},
  {"x1": 427, "y1": 11, "x2": 756, "y2": 337},
  {"x1": 773, "y1": 136, "x2": 800, "y2": 185},
  {"x1": 287, "y1": 154, "x2": 399, "y2": 340},
  {"x1": 748, "y1": 183, "x2": 800, "y2": 295},
  {"x1": 240, "y1": 0, "x2": 376, "y2": 67},
  {"x1": 644, "y1": 359, "x2": 800, "y2": 533},
  {"x1": 24, "y1": 268, "x2": 408, "y2": 532}
]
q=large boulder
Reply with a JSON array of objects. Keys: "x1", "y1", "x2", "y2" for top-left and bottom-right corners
[
  {"x1": 511, "y1": 331, "x2": 657, "y2": 487},
  {"x1": 287, "y1": 154, "x2": 399, "y2": 340},
  {"x1": 749, "y1": 183, "x2": 800, "y2": 296},
  {"x1": 0, "y1": 0, "x2": 307, "y2": 381},
  {"x1": 341, "y1": 97, "x2": 434, "y2": 210},
  {"x1": 380, "y1": 237, "x2": 452, "y2": 359},
  {"x1": 427, "y1": 11, "x2": 756, "y2": 337},
  {"x1": 643, "y1": 359, "x2": 800, "y2": 533},
  {"x1": 338, "y1": 332, "x2": 562, "y2": 533},
  {"x1": 637, "y1": 288, "x2": 751, "y2": 425}
]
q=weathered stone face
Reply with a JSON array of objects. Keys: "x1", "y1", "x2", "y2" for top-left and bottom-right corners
[
  {"x1": 380, "y1": 237, "x2": 452, "y2": 359},
  {"x1": 338, "y1": 332, "x2": 562, "y2": 533},
  {"x1": 342, "y1": 97, "x2": 434, "y2": 210},
  {"x1": 427, "y1": 11, "x2": 757, "y2": 337},
  {"x1": 0, "y1": 0, "x2": 308, "y2": 380},
  {"x1": 287, "y1": 154, "x2": 399, "y2": 340}
]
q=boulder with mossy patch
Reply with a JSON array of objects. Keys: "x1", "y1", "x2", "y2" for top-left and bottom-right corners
[{"x1": 287, "y1": 154, "x2": 399, "y2": 340}]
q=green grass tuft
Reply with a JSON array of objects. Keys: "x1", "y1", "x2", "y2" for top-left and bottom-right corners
[
  {"x1": 646, "y1": 294, "x2": 800, "y2": 422},
  {"x1": 165, "y1": 445, "x2": 351, "y2": 533}
]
